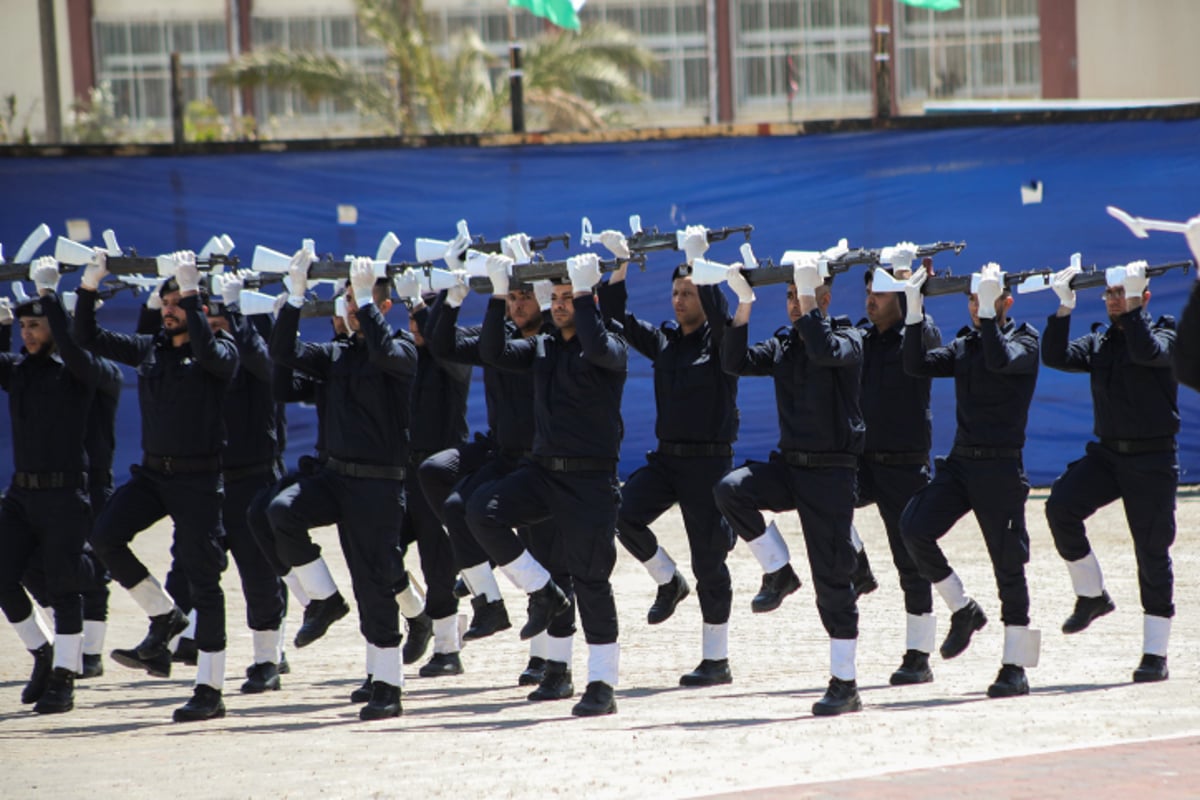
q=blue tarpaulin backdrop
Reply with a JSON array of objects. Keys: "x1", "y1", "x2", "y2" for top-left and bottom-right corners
[{"x1": 1, "y1": 119, "x2": 1198, "y2": 487}]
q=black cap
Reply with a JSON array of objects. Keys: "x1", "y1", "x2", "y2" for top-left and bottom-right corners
[{"x1": 14, "y1": 300, "x2": 45, "y2": 319}]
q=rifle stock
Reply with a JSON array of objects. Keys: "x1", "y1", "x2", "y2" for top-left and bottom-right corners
[
  {"x1": 626, "y1": 224, "x2": 754, "y2": 254},
  {"x1": 467, "y1": 255, "x2": 643, "y2": 294}
]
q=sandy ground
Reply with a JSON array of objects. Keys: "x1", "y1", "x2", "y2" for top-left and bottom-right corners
[{"x1": 1, "y1": 490, "x2": 1197, "y2": 799}]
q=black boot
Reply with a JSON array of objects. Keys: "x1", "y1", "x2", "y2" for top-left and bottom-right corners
[
  {"x1": 520, "y1": 581, "x2": 570, "y2": 641},
  {"x1": 241, "y1": 662, "x2": 281, "y2": 694},
  {"x1": 571, "y1": 681, "x2": 616, "y2": 717},
  {"x1": 679, "y1": 659, "x2": 732, "y2": 687},
  {"x1": 350, "y1": 675, "x2": 374, "y2": 703},
  {"x1": 940, "y1": 599, "x2": 987, "y2": 659},
  {"x1": 851, "y1": 550, "x2": 879, "y2": 597},
  {"x1": 402, "y1": 613, "x2": 434, "y2": 665},
  {"x1": 519, "y1": 656, "x2": 547, "y2": 686},
  {"x1": 986, "y1": 664, "x2": 1029, "y2": 698},
  {"x1": 135, "y1": 607, "x2": 189, "y2": 659},
  {"x1": 293, "y1": 592, "x2": 351, "y2": 648},
  {"x1": 419, "y1": 652, "x2": 464, "y2": 677},
  {"x1": 528, "y1": 660, "x2": 573, "y2": 701},
  {"x1": 1061, "y1": 592, "x2": 1116, "y2": 634},
  {"x1": 21, "y1": 644, "x2": 53, "y2": 704},
  {"x1": 111, "y1": 645, "x2": 173, "y2": 678},
  {"x1": 812, "y1": 677, "x2": 862, "y2": 716},
  {"x1": 750, "y1": 564, "x2": 802, "y2": 613},
  {"x1": 889, "y1": 650, "x2": 934, "y2": 686},
  {"x1": 33, "y1": 668, "x2": 75, "y2": 714},
  {"x1": 462, "y1": 596, "x2": 512, "y2": 641},
  {"x1": 80, "y1": 653, "x2": 104, "y2": 679},
  {"x1": 647, "y1": 572, "x2": 690, "y2": 625},
  {"x1": 278, "y1": 652, "x2": 290, "y2": 675},
  {"x1": 173, "y1": 685, "x2": 226, "y2": 722},
  {"x1": 172, "y1": 636, "x2": 198, "y2": 665},
  {"x1": 452, "y1": 576, "x2": 471, "y2": 598},
  {"x1": 1133, "y1": 654, "x2": 1169, "y2": 683},
  {"x1": 359, "y1": 681, "x2": 401, "y2": 720}
]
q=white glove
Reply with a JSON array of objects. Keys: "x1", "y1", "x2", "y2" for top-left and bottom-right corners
[
  {"x1": 598, "y1": 230, "x2": 630, "y2": 260},
  {"x1": 146, "y1": 277, "x2": 166, "y2": 311},
  {"x1": 889, "y1": 241, "x2": 919, "y2": 276},
  {"x1": 444, "y1": 273, "x2": 470, "y2": 308},
  {"x1": 726, "y1": 264, "x2": 755, "y2": 304},
  {"x1": 216, "y1": 272, "x2": 245, "y2": 304},
  {"x1": 31, "y1": 256, "x2": 60, "y2": 294},
  {"x1": 976, "y1": 262, "x2": 1003, "y2": 320},
  {"x1": 532, "y1": 279, "x2": 555, "y2": 311},
  {"x1": 486, "y1": 253, "x2": 513, "y2": 296},
  {"x1": 1186, "y1": 215, "x2": 1200, "y2": 266},
  {"x1": 904, "y1": 267, "x2": 928, "y2": 325},
  {"x1": 392, "y1": 270, "x2": 421, "y2": 304},
  {"x1": 287, "y1": 248, "x2": 312, "y2": 300},
  {"x1": 792, "y1": 255, "x2": 822, "y2": 298},
  {"x1": 349, "y1": 256, "x2": 376, "y2": 304},
  {"x1": 1052, "y1": 265, "x2": 1081, "y2": 310},
  {"x1": 80, "y1": 248, "x2": 108, "y2": 291},
  {"x1": 0, "y1": 298, "x2": 13, "y2": 326},
  {"x1": 173, "y1": 251, "x2": 201, "y2": 293},
  {"x1": 681, "y1": 225, "x2": 709, "y2": 266},
  {"x1": 567, "y1": 253, "x2": 602, "y2": 293},
  {"x1": 1123, "y1": 260, "x2": 1149, "y2": 298},
  {"x1": 501, "y1": 233, "x2": 532, "y2": 264},
  {"x1": 446, "y1": 229, "x2": 471, "y2": 269},
  {"x1": 821, "y1": 238, "x2": 850, "y2": 263}
]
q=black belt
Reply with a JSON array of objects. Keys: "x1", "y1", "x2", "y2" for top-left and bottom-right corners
[
  {"x1": 656, "y1": 441, "x2": 734, "y2": 458},
  {"x1": 326, "y1": 457, "x2": 406, "y2": 481},
  {"x1": 775, "y1": 450, "x2": 858, "y2": 469},
  {"x1": 223, "y1": 462, "x2": 275, "y2": 483},
  {"x1": 533, "y1": 455, "x2": 617, "y2": 473},
  {"x1": 143, "y1": 454, "x2": 221, "y2": 475},
  {"x1": 409, "y1": 449, "x2": 437, "y2": 466},
  {"x1": 1100, "y1": 437, "x2": 1177, "y2": 455},
  {"x1": 12, "y1": 471, "x2": 87, "y2": 490},
  {"x1": 862, "y1": 450, "x2": 929, "y2": 466},
  {"x1": 950, "y1": 445, "x2": 1022, "y2": 461},
  {"x1": 499, "y1": 448, "x2": 533, "y2": 461}
]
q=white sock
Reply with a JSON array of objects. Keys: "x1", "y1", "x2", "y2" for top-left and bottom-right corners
[
  {"x1": 253, "y1": 628, "x2": 283, "y2": 665},
  {"x1": 53, "y1": 632, "x2": 83, "y2": 674},
  {"x1": 282, "y1": 571, "x2": 311, "y2": 608},
  {"x1": 831, "y1": 638, "x2": 857, "y2": 681},
  {"x1": 183, "y1": 608, "x2": 198, "y2": 638},
  {"x1": 933, "y1": 572, "x2": 969, "y2": 613},
  {"x1": 906, "y1": 613, "x2": 937, "y2": 654},
  {"x1": 293, "y1": 558, "x2": 338, "y2": 601},
  {"x1": 12, "y1": 611, "x2": 52, "y2": 651},
  {"x1": 499, "y1": 550, "x2": 551, "y2": 594},
  {"x1": 374, "y1": 645, "x2": 402, "y2": 689},
  {"x1": 529, "y1": 631, "x2": 549, "y2": 660},
  {"x1": 1065, "y1": 551, "x2": 1106, "y2": 598},
  {"x1": 1143, "y1": 614, "x2": 1171, "y2": 657},
  {"x1": 396, "y1": 582, "x2": 425, "y2": 619},
  {"x1": 587, "y1": 642, "x2": 619, "y2": 687},
  {"x1": 643, "y1": 546, "x2": 677, "y2": 586},
  {"x1": 745, "y1": 521, "x2": 790, "y2": 573},
  {"x1": 850, "y1": 523, "x2": 864, "y2": 552},
  {"x1": 195, "y1": 649, "x2": 226, "y2": 691},
  {"x1": 128, "y1": 575, "x2": 175, "y2": 617},
  {"x1": 82, "y1": 620, "x2": 106, "y2": 655},
  {"x1": 432, "y1": 615, "x2": 460, "y2": 655},
  {"x1": 1002, "y1": 625, "x2": 1041, "y2": 668},
  {"x1": 702, "y1": 622, "x2": 729, "y2": 661},
  {"x1": 547, "y1": 634, "x2": 574, "y2": 665},
  {"x1": 462, "y1": 562, "x2": 503, "y2": 603},
  {"x1": 365, "y1": 642, "x2": 379, "y2": 678}
]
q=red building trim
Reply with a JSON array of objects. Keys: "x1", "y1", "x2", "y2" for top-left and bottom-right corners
[
  {"x1": 65, "y1": 0, "x2": 94, "y2": 102},
  {"x1": 1039, "y1": 0, "x2": 1078, "y2": 99}
]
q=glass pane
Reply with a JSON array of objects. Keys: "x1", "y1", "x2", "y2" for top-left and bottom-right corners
[
  {"x1": 738, "y1": 55, "x2": 770, "y2": 98},
  {"x1": 95, "y1": 23, "x2": 129, "y2": 70},
  {"x1": 289, "y1": 18, "x2": 318, "y2": 50},
  {"x1": 980, "y1": 41, "x2": 1003, "y2": 86},
  {"x1": 130, "y1": 22, "x2": 163, "y2": 56},
  {"x1": 142, "y1": 77, "x2": 168, "y2": 118},
  {"x1": 198, "y1": 21, "x2": 226, "y2": 53},
  {"x1": 809, "y1": 0, "x2": 836, "y2": 29},
  {"x1": 1008, "y1": 0, "x2": 1038, "y2": 18},
  {"x1": 976, "y1": 0, "x2": 1004, "y2": 20},
  {"x1": 109, "y1": 77, "x2": 135, "y2": 118},
  {"x1": 1013, "y1": 40, "x2": 1040, "y2": 85},
  {"x1": 738, "y1": 1, "x2": 765, "y2": 33},
  {"x1": 170, "y1": 22, "x2": 195, "y2": 54},
  {"x1": 899, "y1": 46, "x2": 930, "y2": 98},
  {"x1": 330, "y1": 17, "x2": 353, "y2": 49},
  {"x1": 676, "y1": 2, "x2": 705, "y2": 35},
  {"x1": 647, "y1": 57, "x2": 674, "y2": 100},
  {"x1": 935, "y1": 43, "x2": 966, "y2": 96},
  {"x1": 840, "y1": 0, "x2": 869, "y2": 27},
  {"x1": 844, "y1": 50, "x2": 870, "y2": 93},
  {"x1": 683, "y1": 56, "x2": 708, "y2": 102},
  {"x1": 252, "y1": 18, "x2": 285, "y2": 47},
  {"x1": 811, "y1": 51, "x2": 838, "y2": 95},
  {"x1": 641, "y1": 7, "x2": 671, "y2": 36},
  {"x1": 483, "y1": 13, "x2": 507, "y2": 43},
  {"x1": 607, "y1": 7, "x2": 637, "y2": 31},
  {"x1": 769, "y1": 0, "x2": 800, "y2": 30}
]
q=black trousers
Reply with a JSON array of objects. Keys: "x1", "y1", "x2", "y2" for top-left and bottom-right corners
[
  {"x1": 266, "y1": 467, "x2": 404, "y2": 648},
  {"x1": 618, "y1": 452, "x2": 734, "y2": 625},
  {"x1": 714, "y1": 459, "x2": 859, "y2": 640},
  {"x1": 466, "y1": 463, "x2": 618, "y2": 644},
  {"x1": 442, "y1": 452, "x2": 521, "y2": 572},
  {"x1": 246, "y1": 460, "x2": 324, "y2": 577},
  {"x1": 856, "y1": 460, "x2": 934, "y2": 616},
  {"x1": 400, "y1": 466, "x2": 459, "y2": 621},
  {"x1": 0, "y1": 486, "x2": 91, "y2": 635},
  {"x1": 900, "y1": 455, "x2": 1031, "y2": 626},
  {"x1": 90, "y1": 466, "x2": 228, "y2": 651},
  {"x1": 417, "y1": 438, "x2": 493, "y2": 526},
  {"x1": 1045, "y1": 441, "x2": 1177, "y2": 618}
]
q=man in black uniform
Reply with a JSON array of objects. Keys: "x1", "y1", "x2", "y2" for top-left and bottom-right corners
[
  {"x1": 855, "y1": 254, "x2": 940, "y2": 685},
  {"x1": 466, "y1": 252, "x2": 626, "y2": 717},
  {"x1": 595, "y1": 229, "x2": 739, "y2": 687},
  {"x1": 900, "y1": 263, "x2": 1041, "y2": 699},
  {"x1": 1175, "y1": 220, "x2": 1200, "y2": 390},
  {"x1": 711, "y1": 257, "x2": 865, "y2": 716},
  {"x1": 0, "y1": 258, "x2": 122, "y2": 713},
  {"x1": 268, "y1": 254, "x2": 417, "y2": 720},
  {"x1": 74, "y1": 250, "x2": 238, "y2": 722},
  {"x1": 1042, "y1": 262, "x2": 1179, "y2": 681}
]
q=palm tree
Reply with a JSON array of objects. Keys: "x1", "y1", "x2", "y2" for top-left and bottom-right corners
[{"x1": 212, "y1": 0, "x2": 656, "y2": 136}]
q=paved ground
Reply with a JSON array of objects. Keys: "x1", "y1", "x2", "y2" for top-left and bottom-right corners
[{"x1": 0, "y1": 493, "x2": 1196, "y2": 799}]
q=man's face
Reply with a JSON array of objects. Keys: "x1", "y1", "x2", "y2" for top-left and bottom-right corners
[
  {"x1": 865, "y1": 281, "x2": 902, "y2": 328},
  {"x1": 786, "y1": 284, "x2": 830, "y2": 322},
  {"x1": 344, "y1": 287, "x2": 363, "y2": 333},
  {"x1": 206, "y1": 314, "x2": 230, "y2": 334},
  {"x1": 408, "y1": 315, "x2": 425, "y2": 347},
  {"x1": 672, "y1": 277, "x2": 704, "y2": 329},
  {"x1": 506, "y1": 289, "x2": 541, "y2": 333},
  {"x1": 331, "y1": 312, "x2": 349, "y2": 338},
  {"x1": 19, "y1": 316, "x2": 52, "y2": 355},
  {"x1": 160, "y1": 291, "x2": 188, "y2": 333},
  {"x1": 967, "y1": 292, "x2": 1009, "y2": 328},
  {"x1": 1103, "y1": 285, "x2": 1145, "y2": 320},
  {"x1": 550, "y1": 285, "x2": 576, "y2": 331}
]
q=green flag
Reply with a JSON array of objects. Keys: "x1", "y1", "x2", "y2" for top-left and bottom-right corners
[
  {"x1": 509, "y1": 0, "x2": 586, "y2": 31},
  {"x1": 898, "y1": 0, "x2": 961, "y2": 10}
]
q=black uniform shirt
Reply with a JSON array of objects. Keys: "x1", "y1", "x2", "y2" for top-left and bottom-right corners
[
  {"x1": 221, "y1": 308, "x2": 280, "y2": 468},
  {"x1": 904, "y1": 316, "x2": 1039, "y2": 450},
  {"x1": 74, "y1": 289, "x2": 237, "y2": 458},
  {"x1": 480, "y1": 296, "x2": 627, "y2": 460},
  {"x1": 859, "y1": 316, "x2": 940, "y2": 453},
  {"x1": 408, "y1": 300, "x2": 472, "y2": 455},
  {"x1": 1042, "y1": 308, "x2": 1178, "y2": 440},
  {"x1": 1174, "y1": 281, "x2": 1200, "y2": 391}
]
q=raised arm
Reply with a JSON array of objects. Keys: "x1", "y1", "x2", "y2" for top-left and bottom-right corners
[
  {"x1": 224, "y1": 307, "x2": 273, "y2": 382},
  {"x1": 479, "y1": 296, "x2": 535, "y2": 371},
  {"x1": 1040, "y1": 313, "x2": 1092, "y2": 372},
  {"x1": 1175, "y1": 281, "x2": 1200, "y2": 389},
  {"x1": 796, "y1": 311, "x2": 862, "y2": 367},
  {"x1": 979, "y1": 319, "x2": 1039, "y2": 375},
  {"x1": 269, "y1": 302, "x2": 333, "y2": 381},
  {"x1": 573, "y1": 296, "x2": 627, "y2": 372},
  {"x1": 719, "y1": 321, "x2": 781, "y2": 377},
  {"x1": 1121, "y1": 309, "x2": 1175, "y2": 368},
  {"x1": 71, "y1": 287, "x2": 153, "y2": 367},
  {"x1": 902, "y1": 320, "x2": 956, "y2": 378}
]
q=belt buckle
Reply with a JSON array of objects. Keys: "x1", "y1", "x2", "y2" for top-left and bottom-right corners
[{"x1": 161, "y1": 457, "x2": 174, "y2": 475}]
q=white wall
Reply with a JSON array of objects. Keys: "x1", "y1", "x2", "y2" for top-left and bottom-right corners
[
  {"x1": 1077, "y1": 0, "x2": 1200, "y2": 99},
  {"x1": 0, "y1": 0, "x2": 74, "y2": 142}
]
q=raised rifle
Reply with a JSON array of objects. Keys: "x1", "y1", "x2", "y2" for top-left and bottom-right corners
[
  {"x1": 580, "y1": 215, "x2": 753, "y2": 254},
  {"x1": 466, "y1": 253, "x2": 647, "y2": 294}
]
